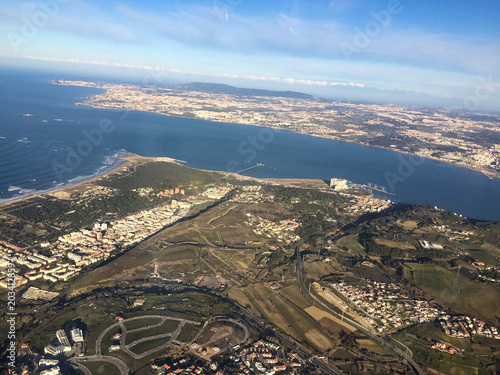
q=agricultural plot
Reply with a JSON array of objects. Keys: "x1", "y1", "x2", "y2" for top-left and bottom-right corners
[
  {"x1": 374, "y1": 238, "x2": 416, "y2": 250},
  {"x1": 337, "y1": 235, "x2": 366, "y2": 255},
  {"x1": 270, "y1": 294, "x2": 334, "y2": 352},
  {"x1": 405, "y1": 263, "x2": 500, "y2": 324},
  {"x1": 398, "y1": 220, "x2": 418, "y2": 230},
  {"x1": 227, "y1": 288, "x2": 254, "y2": 309},
  {"x1": 303, "y1": 258, "x2": 338, "y2": 280},
  {"x1": 240, "y1": 283, "x2": 336, "y2": 352},
  {"x1": 304, "y1": 305, "x2": 356, "y2": 335},
  {"x1": 355, "y1": 339, "x2": 389, "y2": 355},
  {"x1": 278, "y1": 285, "x2": 311, "y2": 309}
]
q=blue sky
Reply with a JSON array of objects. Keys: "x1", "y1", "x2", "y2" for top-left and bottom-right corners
[{"x1": 0, "y1": 0, "x2": 499, "y2": 110}]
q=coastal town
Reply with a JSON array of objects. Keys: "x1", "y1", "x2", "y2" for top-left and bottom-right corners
[
  {"x1": 0, "y1": 172, "x2": 395, "y2": 292},
  {"x1": 244, "y1": 215, "x2": 301, "y2": 246},
  {"x1": 0, "y1": 198, "x2": 193, "y2": 287},
  {"x1": 0, "y1": 174, "x2": 228, "y2": 289},
  {"x1": 52, "y1": 79, "x2": 500, "y2": 178}
]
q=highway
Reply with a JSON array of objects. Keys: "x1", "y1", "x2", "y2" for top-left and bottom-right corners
[
  {"x1": 233, "y1": 302, "x2": 344, "y2": 375},
  {"x1": 295, "y1": 241, "x2": 425, "y2": 375}
]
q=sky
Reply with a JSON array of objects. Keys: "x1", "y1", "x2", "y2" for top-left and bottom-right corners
[{"x1": 0, "y1": 0, "x2": 499, "y2": 110}]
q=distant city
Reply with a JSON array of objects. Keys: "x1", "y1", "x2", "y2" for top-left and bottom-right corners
[{"x1": 53, "y1": 80, "x2": 500, "y2": 179}]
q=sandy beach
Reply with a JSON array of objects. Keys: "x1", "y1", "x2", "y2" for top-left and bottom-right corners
[{"x1": 0, "y1": 152, "x2": 178, "y2": 209}]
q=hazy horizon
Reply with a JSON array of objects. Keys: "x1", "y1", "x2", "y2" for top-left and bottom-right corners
[{"x1": 0, "y1": 1, "x2": 499, "y2": 111}]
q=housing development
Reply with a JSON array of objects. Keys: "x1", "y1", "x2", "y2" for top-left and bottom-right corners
[
  {"x1": 0, "y1": 198, "x2": 194, "y2": 286},
  {"x1": 331, "y1": 279, "x2": 444, "y2": 332}
]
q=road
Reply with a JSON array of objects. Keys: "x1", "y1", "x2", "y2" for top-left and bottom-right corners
[
  {"x1": 72, "y1": 362, "x2": 92, "y2": 375},
  {"x1": 232, "y1": 301, "x2": 343, "y2": 375},
  {"x1": 74, "y1": 315, "x2": 200, "y2": 373},
  {"x1": 295, "y1": 241, "x2": 425, "y2": 375},
  {"x1": 120, "y1": 320, "x2": 185, "y2": 360},
  {"x1": 70, "y1": 355, "x2": 130, "y2": 375},
  {"x1": 189, "y1": 318, "x2": 249, "y2": 360}
]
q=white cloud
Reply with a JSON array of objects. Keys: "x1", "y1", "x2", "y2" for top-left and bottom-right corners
[
  {"x1": 112, "y1": 3, "x2": 499, "y2": 76},
  {"x1": 243, "y1": 74, "x2": 364, "y2": 87},
  {"x1": 1, "y1": 1, "x2": 497, "y2": 77},
  {"x1": 18, "y1": 55, "x2": 366, "y2": 89}
]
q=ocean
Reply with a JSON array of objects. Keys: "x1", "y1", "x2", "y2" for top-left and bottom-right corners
[{"x1": 0, "y1": 69, "x2": 499, "y2": 220}]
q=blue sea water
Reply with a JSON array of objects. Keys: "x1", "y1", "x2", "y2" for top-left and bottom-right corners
[{"x1": 0, "y1": 69, "x2": 499, "y2": 220}]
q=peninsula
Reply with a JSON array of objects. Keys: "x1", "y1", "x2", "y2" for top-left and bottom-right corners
[{"x1": 52, "y1": 79, "x2": 500, "y2": 178}]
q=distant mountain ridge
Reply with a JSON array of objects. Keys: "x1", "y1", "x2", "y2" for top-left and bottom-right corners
[{"x1": 173, "y1": 82, "x2": 316, "y2": 99}]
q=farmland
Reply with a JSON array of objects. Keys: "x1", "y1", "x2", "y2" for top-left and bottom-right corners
[{"x1": 405, "y1": 263, "x2": 500, "y2": 324}]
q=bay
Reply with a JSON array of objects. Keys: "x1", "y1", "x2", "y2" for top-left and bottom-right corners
[{"x1": 0, "y1": 70, "x2": 499, "y2": 220}]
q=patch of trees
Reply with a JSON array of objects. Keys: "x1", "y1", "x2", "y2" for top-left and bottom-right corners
[{"x1": 96, "y1": 161, "x2": 221, "y2": 191}]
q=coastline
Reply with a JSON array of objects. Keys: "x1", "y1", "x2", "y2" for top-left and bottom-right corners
[
  {"x1": 0, "y1": 152, "x2": 332, "y2": 209},
  {"x1": 50, "y1": 79, "x2": 499, "y2": 180},
  {"x1": 3, "y1": 81, "x2": 497, "y2": 216},
  {"x1": 75, "y1": 102, "x2": 500, "y2": 181},
  {"x1": 0, "y1": 152, "x2": 162, "y2": 209}
]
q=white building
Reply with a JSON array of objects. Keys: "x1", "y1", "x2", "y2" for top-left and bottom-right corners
[
  {"x1": 56, "y1": 330, "x2": 72, "y2": 351},
  {"x1": 330, "y1": 178, "x2": 349, "y2": 191},
  {"x1": 70, "y1": 328, "x2": 84, "y2": 343},
  {"x1": 44, "y1": 343, "x2": 64, "y2": 356},
  {"x1": 39, "y1": 359, "x2": 59, "y2": 367},
  {"x1": 40, "y1": 367, "x2": 61, "y2": 375}
]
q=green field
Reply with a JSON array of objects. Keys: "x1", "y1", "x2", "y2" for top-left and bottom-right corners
[
  {"x1": 176, "y1": 323, "x2": 199, "y2": 342},
  {"x1": 125, "y1": 320, "x2": 179, "y2": 345},
  {"x1": 469, "y1": 248, "x2": 499, "y2": 266},
  {"x1": 125, "y1": 293, "x2": 211, "y2": 322},
  {"x1": 129, "y1": 337, "x2": 170, "y2": 355},
  {"x1": 123, "y1": 317, "x2": 163, "y2": 331},
  {"x1": 337, "y1": 235, "x2": 366, "y2": 255},
  {"x1": 154, "y1": 244, "x2": 198, "y2": 262},
  {"x1": 202, "y1": 229, "x2": 222, "y2": 245},
  {"x1": 375, "y1": 238, "x2": 416, "y2": 250},
  {"x1": 405, "y1": 263, "x2": 500, "y2": 324}
]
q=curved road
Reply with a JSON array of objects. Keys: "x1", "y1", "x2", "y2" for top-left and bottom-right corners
[
  {"x1": 295, "y1": 241, "x2": 425, "y2": 375},
  {"x1": 74, "y1": 315, "x2": 199, "y2": 374},
  {"x1": 189, "y1": 317, "x2": 250, "y2": 360},
  {"x1": 71, "y1": 355, "x2": 130, "y2": 375}
]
